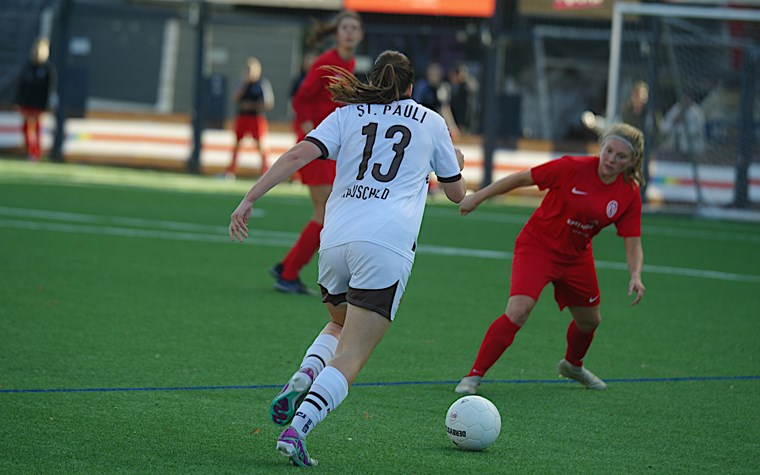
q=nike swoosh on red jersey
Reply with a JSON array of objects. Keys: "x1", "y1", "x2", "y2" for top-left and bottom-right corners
[{"x1": 572, "y1": 187, "x2": 589, "y2": 195}]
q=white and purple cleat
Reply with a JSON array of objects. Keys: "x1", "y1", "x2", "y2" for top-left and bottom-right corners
[
  {"x1": 269, "y1": 368, "x2": 315, "y2": 426},
  {"x1": 276, "y1": 426, "x2": 317, "y2": 467}
]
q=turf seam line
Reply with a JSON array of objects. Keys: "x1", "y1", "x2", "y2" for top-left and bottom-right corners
[{"x1": 2, "y1": 375, "x2": 758, "y2": 394}]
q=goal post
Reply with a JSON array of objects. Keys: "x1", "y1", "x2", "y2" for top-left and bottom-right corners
[{"x1": 606, "y1": 2, "x2": 760, "y2": 216}]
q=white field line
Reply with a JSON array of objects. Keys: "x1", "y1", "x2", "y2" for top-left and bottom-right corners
[
  {"x1": 1, "y1": 208, "x2": 759, "y2": 284},
  {"x1": 425, "y1": 208, "x2": 760, "y2": 244}
]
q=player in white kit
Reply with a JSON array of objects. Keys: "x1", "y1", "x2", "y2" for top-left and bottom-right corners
[{"x1": 229, "y1": 50, "x2": 466, "y2": 467}]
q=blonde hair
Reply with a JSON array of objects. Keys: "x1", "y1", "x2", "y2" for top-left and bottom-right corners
[
  {"x1": 32, "y1": 37, "x2": 50, "y2": 62},
  {"x1": 247, "y1": 57, "x2": 261, "y2": 69},
  {"x1": 600, "y1": 123, "x2": 646, "y2": 187},
  {"x1": 245, "y1": 57, "x2": 262, "y2": 81}
]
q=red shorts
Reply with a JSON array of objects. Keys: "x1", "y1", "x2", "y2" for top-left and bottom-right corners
[
  {"x1": 509, "y1": 241, "x2": 600, "y2": 310},
  {"x1": 234, "y1": 115, "x2": 267, "y2": 141},
  {"x1": 297, "y1": 159, "x2": 336, "y2": 185},
  {"x1": 19, "y1": 107, "x2": 44, "y2": 118},
  {"x1": 293, "y1": 123, "x2": 336, "y2": 185}
]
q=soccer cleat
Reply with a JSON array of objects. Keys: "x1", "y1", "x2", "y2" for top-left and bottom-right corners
[
  {"x1": 276, "y1": 426, "x2": 317, "y2": 467},
  {"x1": 274, "y1": 277, "x2": 317, "y2": 296},
  {"x1": 454, "y1": 375, "x2": 482, "y2": 395},
  {"x1": 270, "y1": 368, "x2": 315, "y2": 426},
  {"x1": 270, "y1": 263, "x2": 283, "y2": 280},
  {"x1": 223, "y1": 167, "x2": 236, "y2": 180},
  {"x1": 557, "y1": 359, "x2": 607, "y2": 390}
]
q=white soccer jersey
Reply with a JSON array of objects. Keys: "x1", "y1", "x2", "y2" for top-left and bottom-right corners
[{"x1": 305, "y1": 98, "x2": 462, "y2": 262}]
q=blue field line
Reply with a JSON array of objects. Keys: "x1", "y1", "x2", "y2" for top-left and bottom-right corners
[{"x1": 1, "y1": 375, "x2": 758, "y2": 394}]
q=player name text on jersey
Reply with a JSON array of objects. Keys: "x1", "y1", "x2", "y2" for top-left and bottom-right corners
[{"x1": 356, "y1": 103, "x2": 428, "y2": 124}]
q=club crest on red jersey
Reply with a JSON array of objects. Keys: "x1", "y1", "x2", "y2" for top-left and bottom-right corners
[{"x1": 606, "y1": 200, "x2": 619, "y2": 218}]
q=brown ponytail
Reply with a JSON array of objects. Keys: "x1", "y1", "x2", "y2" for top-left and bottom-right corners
[{"x1": 323, "y1": 50, "x2": 414, "y2": 105}]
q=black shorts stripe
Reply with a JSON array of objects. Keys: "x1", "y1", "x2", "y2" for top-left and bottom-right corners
[
  {"x1": 303, "y1": 136, "x2": 329, "y2": 159},
  {"x1": 346, "y1": 281, "x2": 399, "y2": 321},
  {"x1": 303, "y1": 397, "x2": 322, "y2": 411},
  {"x1": 305, "y1": 354, "x2": 326, "y2": 367},
  {"x1": 437, "y1": 173, "x2": 462, "y2": 183},
  {"x1": 320, "y1": 284, "x2": 348, "y2": 306}
]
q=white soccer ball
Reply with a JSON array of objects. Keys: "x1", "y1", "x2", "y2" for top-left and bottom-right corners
[{"x1": 445, "y1": 395, "x2": 502, "y2": 450}]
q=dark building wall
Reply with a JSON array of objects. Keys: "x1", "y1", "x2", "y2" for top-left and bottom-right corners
[
  {"x1": 68, "y1": 3, "x2": 168, "y2": 104},
  {"x1": 173, "y1": 16, "x2": 301, "y2": 122}
]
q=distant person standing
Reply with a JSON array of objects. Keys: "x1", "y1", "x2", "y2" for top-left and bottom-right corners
[
  {"x1": 226, "y1": 57, "x2": 274, "y2": 178},
  {"x1": 272, "y1": 10, "x2": 364, "y2": 295},
  {"x1": 448, "y1": 62, "x2": 477, "y2": 134},
  {"x1": 412, "y1": 62, "x2": 460, "y2": 139},
  {"x1": 412, "y1": 61, "x2": 460, "y2": 195},
  {"x1": 660, "y1": 92, "x2": 706, "y2": 158},
  {"x1": 14, "y1": 37, "x2": 53, "y2": 161},
  {"x1": 619, "y1": 81, "x2": 650, "y2": 133},
  {"x1": 582, "y1": 81, "x2": 650, "y2": 137}
]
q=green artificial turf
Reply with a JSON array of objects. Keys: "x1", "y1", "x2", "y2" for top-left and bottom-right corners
[{"x1": 1, "y1": 159, "x2": 759, "y2": 474}]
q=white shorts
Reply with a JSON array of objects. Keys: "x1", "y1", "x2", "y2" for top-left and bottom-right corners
[{"x1": 317, "y1": 241, "x2": 413, "y2": 321}]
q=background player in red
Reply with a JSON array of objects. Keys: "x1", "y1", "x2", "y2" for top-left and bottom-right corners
[
  {"x1": 14, "y1": 37, "x2": 53, "y2": 161},
  {"x1": 225, "y1": 57, "x2": 273, "y2": 178},
  {"x1": 271, "y1": 10, "x2": 364, "y2": 294},
  {"x1": 454, "y1": 123, "x2": 647, "y2": 394}
]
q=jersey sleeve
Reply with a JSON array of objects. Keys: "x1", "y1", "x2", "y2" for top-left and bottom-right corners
[
  {"x1": 292, "y1": 56, "x2": 327, "y2": 124},
  {"x1": 615, "y1": 188, "x2": 642, "y2": 237},
  {"x1": 530, "y1": 155, "x2": 575, "y2": 191},
  {"x1": 305, "y1": 108, "x2": 343, "y2": 160},
  {"x1": 431, "y1": 117, "x2": 461, "y2": 182}
]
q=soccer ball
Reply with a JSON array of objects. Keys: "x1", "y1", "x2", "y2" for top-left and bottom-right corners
[{"x1": 445, "y1": 395, "x2": 502, "y2": 450}]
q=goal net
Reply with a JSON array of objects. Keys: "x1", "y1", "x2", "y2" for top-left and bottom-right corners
[{"x1": 606, "y1": 2, "x2": 760, "y2": 218}]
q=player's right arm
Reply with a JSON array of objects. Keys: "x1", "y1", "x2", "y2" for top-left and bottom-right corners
[
  {"x1": 440, "y1": 148, "x2": 466, "y2": 203},
  {"x1": 229, "y1": 140, "x2": 323, "y2": 242},
  {"x1": 459, "y1": 169, "x2": 533, "y2": 215}
]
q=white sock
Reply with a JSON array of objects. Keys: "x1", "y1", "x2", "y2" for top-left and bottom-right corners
[
  {"x1": 290, "y1": 366, "x2": 348, "y2": 439},
  {"x1": 299, "y1": 333, "x2": 338, "y2": 376}
]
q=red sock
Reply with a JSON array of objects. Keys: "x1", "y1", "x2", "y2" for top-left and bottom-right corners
[
  {"x1": 281, "y1": 220, "x2": 322, "y2": 280},
  {"x1": 467, "y1": 314, "x2": 521, "y2": 377},
  {"x1": 31, "y1": 118, "x2": 41, "y2": 159},
  {"x1": 564, "y1": 320, "x2": 595, "y2": 367},
  {"x1": 227, "y1": 142, "x2": 240, "y2": 173},
  {"x1": 23, "y1": 119, "x2": 37, "y2": 159}
]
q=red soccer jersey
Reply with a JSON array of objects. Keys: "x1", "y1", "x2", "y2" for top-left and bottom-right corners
[
  {"x1": 292, "y1": 48, "x2": 355, "y2": 129},
  {"x1": 518, "y1": 155, "x2": 642, "y2": 258}
]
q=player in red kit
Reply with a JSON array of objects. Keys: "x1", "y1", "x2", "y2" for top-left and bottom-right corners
[
  {"x1": 271, "y1": 10, "x2": 364, "y2": 294},
  {"x1": 226, "y1": 57, "x2": 273, "y2": 177},
  {"x1": 14, "y1": 38, "x2": 53, "y2": 161},
  {"x1": 455, "y1": 123, "x2": 646, "y2": 394}
]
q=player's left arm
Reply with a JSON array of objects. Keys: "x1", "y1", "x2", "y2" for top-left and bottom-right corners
[
  {"x1": 261, "y1": 79, "x2": 275, "y2": 111},
  {"x1": 623, "y1": 236, "x2": 645, "y2": 306}
]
